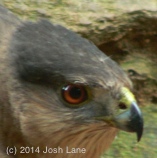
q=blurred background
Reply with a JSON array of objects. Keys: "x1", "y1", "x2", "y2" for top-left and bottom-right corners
[{"x1": 1, "y1": 0, "x2": 157, "y2": 157}]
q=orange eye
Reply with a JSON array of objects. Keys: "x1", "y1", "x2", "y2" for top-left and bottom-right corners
[{"x1": 62, "y1": 84, "x2": 88, "y2": 105}]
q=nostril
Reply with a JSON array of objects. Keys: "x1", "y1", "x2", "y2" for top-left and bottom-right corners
[{"x1": 118, "y1": 103, "x2": 127, "y2": 109}]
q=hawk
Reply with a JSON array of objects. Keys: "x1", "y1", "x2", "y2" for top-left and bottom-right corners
[{"x1": 0, "y1": 6, "x2": 143, "y2": 158}]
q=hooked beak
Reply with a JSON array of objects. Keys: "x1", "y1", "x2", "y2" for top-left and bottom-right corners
[
  {"x1": 114, "y1": 101, "x2": 143, "y2": 141},
  {"x1": 96, "y1": 87, "x2": 143, "y2": 142},
  {"x1": 114, "y1": 87, "x2": 143, "y2": 141}
]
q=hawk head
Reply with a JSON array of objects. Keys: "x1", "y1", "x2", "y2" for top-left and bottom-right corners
[{"x1": 1, "y1": 16, "x2": 143, "y2": 158}]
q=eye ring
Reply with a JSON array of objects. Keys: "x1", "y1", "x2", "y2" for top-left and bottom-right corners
[{"x1": 62, "y1": 84, "x2": 88, "y2": 105}]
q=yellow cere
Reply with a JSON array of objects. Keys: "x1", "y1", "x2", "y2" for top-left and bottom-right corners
[{"x1": 120, "y1": 87, "x2": 136, "y2": 107}]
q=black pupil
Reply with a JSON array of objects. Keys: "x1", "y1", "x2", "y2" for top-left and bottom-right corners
[{"x1": 70, "y1": 87, "x2": 82, "y2": 99}]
